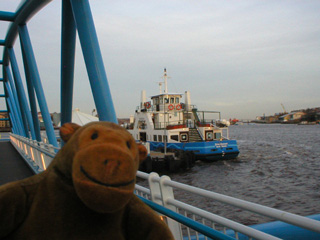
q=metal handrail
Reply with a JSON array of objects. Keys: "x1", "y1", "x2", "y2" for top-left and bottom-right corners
[
  {"x1": 138, "y1": 196, "x2": 237, "y2": 240},
  {"x1": 138, "y1": 173, "x2": 320, "y2": 234},
  {"x1": 136, "y1": 172, "x2": 282, "y2": 239},
  {"x1": 166, "y1": 198, "x2": 281, "y2": 240},
  {"x1": 11, "y1": 133, "x2": 59, "y2": 156},
  {"x1": 10, "y1": 133, "x2": 57, "y2": 173}
]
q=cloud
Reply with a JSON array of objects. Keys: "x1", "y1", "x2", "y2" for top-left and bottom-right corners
[{"x1": 1, "y1": 0, "x2": 320, "y2": 120}]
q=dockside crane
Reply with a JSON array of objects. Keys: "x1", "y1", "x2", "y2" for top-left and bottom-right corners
[{"x1": 281, "y1": 103, "x2": 287, "y2": 114}]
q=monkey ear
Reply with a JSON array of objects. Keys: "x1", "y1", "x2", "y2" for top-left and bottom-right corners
[
  {"x1": 137, "y1": 144, "x2": 148, "y2": 163},
  {"x1": 60, "y1": 123, "x2": 81, "y2": 142}
]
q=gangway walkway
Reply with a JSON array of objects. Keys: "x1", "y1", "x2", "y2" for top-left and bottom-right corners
[{"x1": 0, "y1": 141, "x2": 34, "y2": 185}]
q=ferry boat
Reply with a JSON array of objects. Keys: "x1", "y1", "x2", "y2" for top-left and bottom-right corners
[{"x1": 127, "y1": 69, "x2": 239, "y2": 161}]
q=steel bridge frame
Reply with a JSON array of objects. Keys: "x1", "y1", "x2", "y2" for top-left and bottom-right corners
[{"x1": 0, "y1": 0, "x2": 117, "y2": 147}]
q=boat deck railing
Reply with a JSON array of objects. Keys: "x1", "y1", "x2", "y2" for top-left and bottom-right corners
[{"x1": 10, "y1": 133, "x2": 320, "y2": 240}]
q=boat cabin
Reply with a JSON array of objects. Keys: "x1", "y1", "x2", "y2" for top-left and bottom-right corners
[
  {"x1": 151, "y1": 93, "x2": 182, "y2": 112},
  {"x1": 150, "y1": 93, "x2": 185, "y2": 129}
]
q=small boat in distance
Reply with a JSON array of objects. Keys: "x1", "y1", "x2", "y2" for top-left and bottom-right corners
[{"x1": 126, "y1": 69, "x2": 239, "y2": 161}]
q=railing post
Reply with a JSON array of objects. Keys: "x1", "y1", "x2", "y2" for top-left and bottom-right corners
[
  {"x1": 27, "y1": 138, "x2": 33, "y2": 161},
  {"x1": 39, "y1": 142, "x2": 45, "y2": 169},
  {"x1": 33, "y1": 141, "x2": 42, "y2": 169},
  {"x1": 159, "y1": 176, "x2": 183, "y2": 240},
  {"x1": 29, "y1": 141, "x2": 35, "y2": 163},
  {"x1": 148, "y1": 172, "x2": 162, "y2": 205}
]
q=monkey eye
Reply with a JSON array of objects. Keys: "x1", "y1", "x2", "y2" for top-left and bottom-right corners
[
  {"x1": 91, "y1": 132, "x2": 98, "y2": 140},
  {"x1": 126, "y1": 141, "x2": 131, "y2": 149}
]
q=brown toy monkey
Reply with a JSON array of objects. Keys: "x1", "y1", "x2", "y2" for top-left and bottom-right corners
[{"x1": 0, "y1": 122, "x2": 174, "y2": 239}]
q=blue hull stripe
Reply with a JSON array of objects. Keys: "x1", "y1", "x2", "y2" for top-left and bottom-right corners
[{"x1": 148, "y1": 140, "x2": 239, "y2": 160}]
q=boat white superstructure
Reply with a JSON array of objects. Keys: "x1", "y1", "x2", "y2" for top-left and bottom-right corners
[{"x1": 127, "y1": 69, "x2": 239, "y2": 161}]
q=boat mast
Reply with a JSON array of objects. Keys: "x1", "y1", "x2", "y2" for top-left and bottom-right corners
[
  {"x1": 163, "y1": 68, "x2": 168, "y2": 154},
  {"x1": 164, "y1": 68, "x2": 168, "y2": 94},
  {"x1": 158, "y1": 82, "x2": 163, "y2": 94}
]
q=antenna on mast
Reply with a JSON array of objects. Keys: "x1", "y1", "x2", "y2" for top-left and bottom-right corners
[
  {"x1": 157, "y1": 81, "x2": 163, "y2": 94},
  {"x1": 162, "y1": 68, "x2": 170, "y2": 94},
  {"x1": 156, "y1": 68, "x2": 170, "y2": 94}
]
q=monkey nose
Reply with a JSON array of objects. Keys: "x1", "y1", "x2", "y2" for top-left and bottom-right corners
[{"x1": 104, "y1": 159, "x2": 121, "y2": 175}]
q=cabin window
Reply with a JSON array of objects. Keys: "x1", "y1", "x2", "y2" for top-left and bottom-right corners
[
  {"x1": 214, "y1": 132, "x2": 222, "y2": 139},
  {"x1": 165, "y1": 98, "x2": 169, "y2": 103},
  {"x1": 138, "y1": 120, "x2": 147, "y2": 129},
  {"x1": 158, "y1": 135, "x2": 162, "y2": 142},
  {"x1": 153, "y1": 135, "x2": 157, "y2": 141},
  {"x1": 175, "y1": 97, "x2": 179, "y2": 103},
  {"x1": 160, "y1": 98, "x2": 163, "y2": 104},
  {"x1": 205, "y1": 131, "x2": 213, "y2": 141},
  {"x1": 180, "y1": 132, "x2": 189, "y2": 142},
  {"x1": 139, "y1": 132, "x2": 147, "y2": 142},
  {"x1": 163, "y1": 135, "x2": 167, "y2": 142},
  {"x1": 170, "y1": 98, "x2": 174, "y2": 103},
  {"x1": 170, "y1": 135, "x2": 179, "y2": 141}
]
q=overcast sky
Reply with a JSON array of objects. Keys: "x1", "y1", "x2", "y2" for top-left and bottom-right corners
[{"x1": 1, "y1": 0, "x2": 319, "y2": 120}]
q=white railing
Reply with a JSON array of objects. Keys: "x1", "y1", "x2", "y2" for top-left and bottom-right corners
[
  {"x1": 10, "y1": 133, "x2": 58, "y2": 173},
  {"x1": 9, "y1": 134, "x2": 320, "y2": 240},
  {"x1": 135, "y1": 172, "x2": 282, "y2": 240}
]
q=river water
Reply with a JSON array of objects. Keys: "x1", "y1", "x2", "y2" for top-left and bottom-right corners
[{"x1": 167, "y1": 124, "x2": 320, "y2": 225}]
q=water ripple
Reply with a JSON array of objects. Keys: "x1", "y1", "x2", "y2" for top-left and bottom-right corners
[{"x1": 169, "y1": 124, "x2": 320, "y2": 225}]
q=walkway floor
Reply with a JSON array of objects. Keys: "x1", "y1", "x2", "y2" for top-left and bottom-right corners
[{"x1": 0, "y1": 141, "x2": 34, "y2": 185}]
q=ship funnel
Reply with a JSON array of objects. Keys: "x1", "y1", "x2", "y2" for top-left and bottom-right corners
[
  {"x1": 141, "y1": 90, "x2": 146, "y2": 109},
  {"x1": 185, "y1": 91, "x2": 191, "y2": 111},
  {"x1": 130, "y1": 115, "x2": 134, "y2": 124}
]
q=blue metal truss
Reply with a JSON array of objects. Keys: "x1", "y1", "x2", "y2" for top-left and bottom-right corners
[{"x1": 0, "y1": 0, "x2": 118, "y2": 146}]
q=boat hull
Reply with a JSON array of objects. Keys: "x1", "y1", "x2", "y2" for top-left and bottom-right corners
[{"x1": 149, "y1": 140, "x2": 239, "y2": 161}]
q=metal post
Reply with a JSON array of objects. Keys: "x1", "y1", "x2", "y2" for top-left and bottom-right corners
[
  {"x1": 5, "y1": 67, "x2": 24, "y2": 129},
  {"x1": 3, "y1": 75, "x2": 11, "y2": 129},
  {"x1": 6, "y1": 58, "x2": 30, "y2": 137},
  {"x1": 6, "y1": 52, "x2": 35, "y2": 138},
  {"x1": 159, "y1": 175, "x2": 183, "y2": 240},
  {"x1": 148, "y1": 172, "x2": 162, "y2": 206},
  {"x1": 20, "y1": 40, "x2": 41, "y2": 142},
  {"x1": 60, "y1": 0, "x2": 77, "y2": 126},
  {"x1": 5, "y1": 82, "x2": 21, "y2": 134},
  {"x1": 18, "y1": 24, "x2": 58, "y2": 147},
  {"x1": 70, "y1": 0, "x2": 117, "y2": 123},
  {"x1": 9, "y1": 112, "x2": 17, "y2": 134},
  {"x1": 7, "y1": 100, "x2": 17, "y2": 134},
  {"x1": 6, "y1": 96, "x2": 22, "y2": 135}
]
